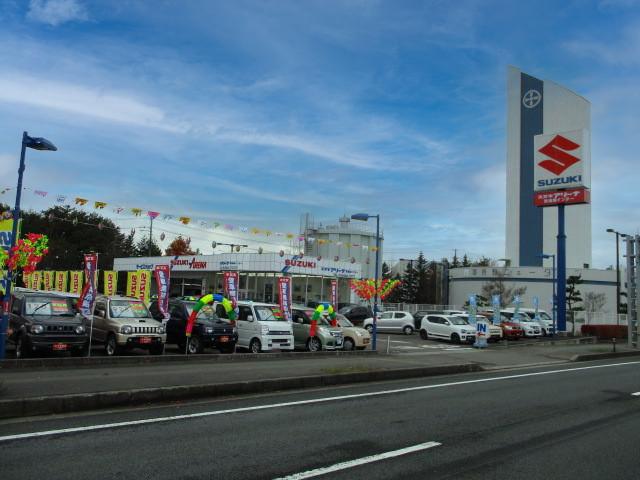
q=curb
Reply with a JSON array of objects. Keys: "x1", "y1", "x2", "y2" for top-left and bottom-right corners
[
  {"x1": 0, "y1": 363, "x2": 481, "y2": 419},
  {"x1": 495, "y1": 336, "x2": 597, "y2": 349},
  {"x1": 571, "y1": 350, "x2": 640, "y2": 362},
  {"x1": 0, "y1": 350, "x2": 379, "y2": 370}
]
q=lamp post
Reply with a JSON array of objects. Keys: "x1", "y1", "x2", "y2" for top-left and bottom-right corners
[
  {"x1": 351, "y1": 213, "x2": 380, "y2": 351},
  {"x1": 539, "y1": 253, "x2": 556, "y2": 335},
  {"x1": 606, "y1": 228, "x2": 627, "y2": 321},
  {"x1": 0, "y1": 132, "x2": 57, "y2": 359}
]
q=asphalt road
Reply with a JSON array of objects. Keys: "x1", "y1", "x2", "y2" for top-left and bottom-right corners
[{"x1": 2, "y1": 359, "x2": 640, "y2": 479}]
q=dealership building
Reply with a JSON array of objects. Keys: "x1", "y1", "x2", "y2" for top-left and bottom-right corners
[
  {"x1": 449, "y1": 67, "x2": 618, "y2": 319},
  {"x1": 113, "y1": 252, "x2": 361, "y2": 305}
]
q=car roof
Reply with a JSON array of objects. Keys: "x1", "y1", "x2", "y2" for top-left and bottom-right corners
[{"x1": 96, "y1": 294, "x2": 144, "y2": 302}]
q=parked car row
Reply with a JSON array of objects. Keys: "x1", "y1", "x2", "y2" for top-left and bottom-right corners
[{"x1": 5, "y1": 289, "x2": 371, "y2": 358}]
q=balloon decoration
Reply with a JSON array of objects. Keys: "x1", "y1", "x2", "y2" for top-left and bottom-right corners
[
  {"x1": 349, "y1": 278, "x2": 401, "y2": 301},
  {"x1": 310, "y1": 302, "x2": 336, "y2": 337},
  {"x1": 185, "y1": 293, "x2": 237, "y2": 337},
  {"x1": 3, "y1": 233, "x2": 49, "y2": 275}
]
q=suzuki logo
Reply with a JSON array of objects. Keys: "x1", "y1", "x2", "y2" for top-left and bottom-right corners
[
  {"x1": 537, "y1": 135, "x2": 581, "y2": 175},
  {"x1": 522, "y1": 89, "x2": 541, "y2": 108}
]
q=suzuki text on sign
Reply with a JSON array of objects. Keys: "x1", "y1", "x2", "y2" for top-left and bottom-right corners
[{"x1": 533, "y1": 129, "x2": 590, "y2": 192}]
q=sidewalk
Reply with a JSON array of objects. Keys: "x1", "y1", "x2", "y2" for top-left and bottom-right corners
[{"x1": 0, "y1": 342, "x2": 636, "y2": 418}]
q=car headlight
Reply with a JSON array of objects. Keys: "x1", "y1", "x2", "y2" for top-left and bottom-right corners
[
  {"x1": 204, "y1": 327, "x2": 214, "y2": 334},
  {"x1": 31, "y1": 324, "x2": 44, "y2": 334},
  {"x1": 261, "y1": 325, "x2": 269, "y2": 335},
  {"x1": 158, "y1": 326, "x2": 166, "y2": 334},
  {"x1": 504, "y1": 325, "x2": 512, "y2": 330},
  {"x1": 120, "y1": 325, "x2": 133, "y2": 334},
  {"x1": 354, "y1": 330, "x2": 363, "y2": 337},
  {"x1": 75, "y1": 325, "x2": 85, "y2": 335},
  {"x1": 232, "y1": 327, "x2": 238, "y2": 335}
]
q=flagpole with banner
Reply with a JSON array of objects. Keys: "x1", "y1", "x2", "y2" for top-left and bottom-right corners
[{"x1": 78, "y1": 253, "x2": 98, "y2": 357}]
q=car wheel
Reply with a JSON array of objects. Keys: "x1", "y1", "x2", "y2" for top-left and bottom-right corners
[
  {"x1": 343, "y1": 337, "x2": 355, "y2": 351},
  {"x1": 105, "y1": 334, "x2": 120, "y2": 356},
  {"x1": 307, "y1": 337, "x2": 322, "y2": 352},
  {"x1": 403, "y1": 325, "x2": 414, "y2": 335},
  {"x1": 187, "y1": 336, "x2": 203, "y2": 354},
  {"x1": 365, "y1": 324, "x2": 374, "y2": 334},
  {"x1": 249, "y1": 338, "x2": 262, "y2": 354},
  {"x1": 16, "y1": 335, "x2": 29, "y2": 359},
  {"x1": 451, "y1": 333, "x2": 461, "y2": 344},
  {"x1": 420, "y1": 329, "x2": 429, "y2": 340}
]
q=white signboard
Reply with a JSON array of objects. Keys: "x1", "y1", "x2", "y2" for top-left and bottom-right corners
[{"x1": 533, "y1": 129, "x2": 590, "y2": 192}]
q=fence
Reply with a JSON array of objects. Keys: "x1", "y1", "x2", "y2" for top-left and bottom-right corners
[
  {"x1": 574, "y1": 311, "x2": 627, "y2": 326},
  {"x1": 381, "y1": 303, "x2": 460, "y2": 313}
]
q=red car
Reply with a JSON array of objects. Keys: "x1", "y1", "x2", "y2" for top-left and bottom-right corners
[{"x1": 500, "y1": 320, "x2": 524, "y2": 339}]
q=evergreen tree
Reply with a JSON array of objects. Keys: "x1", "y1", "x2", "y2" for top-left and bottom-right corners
[
  {"x1": 451, "y1": 252, "x2": 460, "y2": 268},
  {"x1": 382, "y1": 261, "x2": 391, "y2": 279},
  {"x1": 133, "y1": 235, "x2": 162, "y2": 257},
  {"x1": 566, "y1": 275, "x2": 584, "y2": 335},
  {"x1": 400, "y1": 261, "x2": 418, "y2": 303},
  {"x1": 462, "y1": 254, "x2": 471, "y2": 267},
  {"x1": 414, "y1": 252, "x2": 431, "y2": 304}
]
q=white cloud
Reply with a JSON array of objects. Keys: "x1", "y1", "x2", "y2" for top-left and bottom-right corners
[{"x1": 27, "y1": 0, "x2": 88, "y2": 26}]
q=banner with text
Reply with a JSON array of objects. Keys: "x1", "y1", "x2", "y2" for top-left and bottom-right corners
[
  {"x1": 137, "y1": 270, "x2": 151, "y2": 304},
  {"x1": 43, "y1": 271, "x2": 55, "y2": 291},
  {"x1": 30, "y1": 270, "x2": 42, "y2": 290},
  {"x1": 103, "y1": 271, "x2": 118, "y2": 296},
  {"x1": 78, "y1": 254, "x2": 98, "y2": 317},
  {"x1": 330, "y1": 279, "x2": 338, "y2": 308},
  {"x1": 223, "y1": 271, "x2": 239, "y2": 308},
  {"x1": 127, "y1": 271, "x2": 138, "y2": 298},
  {"x1": 69, "y1": 271, "x2": 83, "y2": 295},
  {"x1": 278, "y1": 276, "x2": 292, "y2": 322},
  {"x1": 55, "y1": 271, "x2": 68, "y2": 292},
  {"x1": 154, "y1": 265, "x2": 171, "y2": 323}
]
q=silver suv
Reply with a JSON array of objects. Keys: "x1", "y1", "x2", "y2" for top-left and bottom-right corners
[{"x1": 91, "y1": 295, "x2": 166, "y2": 356}]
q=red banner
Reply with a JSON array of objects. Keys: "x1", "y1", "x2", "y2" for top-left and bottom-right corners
[
  {"x1": 330, "y1": 279, "x2": 338, "y2": 308},
  {"x1": 78, "y1": 254, "x2": 98, "y2": 317},
  {"x1": 534, "y1": 188, "x2": 590, "y2": 207},
  {"x1": 154, "y1": 265, "x2": 171, "y2": 323},
  {"x1": 223, "y1": 271, "x2": 239, "y2": 308},
  {"x1": 278, "y1": 276, "x2": 292, "y2": 322}
]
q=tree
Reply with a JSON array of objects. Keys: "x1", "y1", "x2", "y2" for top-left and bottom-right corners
[
  {"x1": 481, "y1": 271, "x2": 527, "y2": 307},
  {"x1": 385, "y1": 274, "x2": 403, "y2": 304},
  {"x1": 566, "y1": 275, "x2": 584, "y2": 335},
  {"x1": 165, "y1": 236, "x2": 196, "y2": 256},
  {"x1": 382, "y1": 262, "x2": 391, "y2": 279},
  {"x1": 473, "y1": 256, "x2": 493, "y2": 267},
  {"x1": 451, "y1": 252, "x2": 460, "y2": 268},
  {"x1": 400, "y1": 261, "x2": 418, "y2": 303},
  {"x1": 583, "y1": 292, "x2": 606, "y2": 324},
  {"x1": 462, "y1": 254, "x2": 471, "y2": 267},
  {"x1": 414, "y1": 252, "x2": 432, "y2": 304},
  {"x1": 133, "y1": 236, "x2": 162, "y2": 257},
  {"x1": 464, "y1": 294, "x2": 490, "y2": 308}
]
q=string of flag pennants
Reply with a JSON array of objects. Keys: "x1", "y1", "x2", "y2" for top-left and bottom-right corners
[{"x1": 0, "y1": 186, "x2": 379, "y2": 252}]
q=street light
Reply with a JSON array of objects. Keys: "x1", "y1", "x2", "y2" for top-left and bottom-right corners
[
  {"x1": 0, "y1": 132, "x2": 57, "y2": 359},
  {"x1": 538, "y1": 253, "x2": 556, "y2": 335},
  {"x1": 351, "y1": 212, "x2": 380, "y2": 351},
  {"x1": 606, "y1": 228, "x2": 627, "y2": 320}
]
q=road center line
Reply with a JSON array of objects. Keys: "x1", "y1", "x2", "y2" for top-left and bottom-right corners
[
  {"x1": 631, "y1": 392, "x2": 640, "y2": 396},
  {"x1": 272, "y1": 441, "x2": 441, "y2": 479},
  {"x1": 1, "y1": 360, "x2": 638, "y2": 443}
]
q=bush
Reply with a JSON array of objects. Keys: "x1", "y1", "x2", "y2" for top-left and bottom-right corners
[{"x1": 581, "y1": 324, "x2": 628, "y2": 339}]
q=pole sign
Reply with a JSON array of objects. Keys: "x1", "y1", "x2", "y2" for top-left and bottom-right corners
[
  {"x1": 153, "y1": 265, "x2": 171, "y2": 324},
  {"x1": 223, "y1": 271, "x2": 239, "y2": 308},
  {"x1": 492, "y1": 294, "x2": 501, "y2": 325},
  {"x1": 533, "y1": 129, "x2": 590, "y2": 192},
  {"x1": 78, "y1": 254, "x2": 98, "y2": 318},
  {"x1": 330, "y1": 279, "x2": 338, "y2": 308},
  {"x1": 534, "y1": 188, "x2": 590, "y2": 207},
  {"x1": 533, "y1": 296, "x2": 540, "y2": 320},
  {"x1": 278, "y1": 276, "x2": 292, "y2": 322}
]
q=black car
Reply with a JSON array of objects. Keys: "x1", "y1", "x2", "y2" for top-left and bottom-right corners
[
  {"x1": 337, "y1": 304, "x2": 373, "y2": 326},
  {"x1": 150, "y1": 299, "x2": 238, "y2": 354},
  {"x1": 8, "y1": 291, "x2": 89, "y2": 358}
]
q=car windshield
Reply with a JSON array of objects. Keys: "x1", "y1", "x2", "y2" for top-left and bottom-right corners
[
  {"x1": 338, "y1": 306, "x2": 353, "y2": 314},
  {"x1": 256, "y1": 306, "x2": 286, "y2": 321},
  {"x1": 539, "y1": 312, "x2": 552, "y2": 321},
  {"x1": 184, "y1": 302, "x2": 225, "y2": 322},
  {"x1": 448, "y1": 316, "x2": 469, "y2": 325},
  {"x1": 110, "y1": 300, "x2": 152, "y2": 318},
  {"x1": 24, "y1": 297, "x2": 75, "y2": 316},
  {"x1": 338, "y1": 317, "x2": 354, "y2": 327}
]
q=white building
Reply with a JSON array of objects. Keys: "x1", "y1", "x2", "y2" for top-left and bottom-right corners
[
  {"x1": 506, "y1": 66, "x2": 591, "y2": 269},
  {"x1": 302, "y1": 215, "x2": 383, "y2": 279}
]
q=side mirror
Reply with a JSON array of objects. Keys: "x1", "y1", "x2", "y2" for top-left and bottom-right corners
[
  {"x1": 247, "y1": 315, "x2": 254, "y2": 322},
  {"x1": 96, "y1": 308, "x2": 106, "y2": 317}
]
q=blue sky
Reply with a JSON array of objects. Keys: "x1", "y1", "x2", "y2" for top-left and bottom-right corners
[{"x1": 0, "y1": 0, "x2": 639, "y2": 267}]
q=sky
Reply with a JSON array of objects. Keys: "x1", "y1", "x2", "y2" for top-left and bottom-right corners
[{"x1": 0, "y1": 0, "x2": 639, "y2": 267}]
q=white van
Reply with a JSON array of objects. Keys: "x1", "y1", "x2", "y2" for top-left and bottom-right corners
[{"x1": 232, "y1": 301, "x2": 294, "y2": 353}]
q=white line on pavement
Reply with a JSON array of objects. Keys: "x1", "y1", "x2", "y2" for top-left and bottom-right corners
[
  {"x1": 631, "y1": 392, "x2": 640, "y2": 396},
  {"x1": 272, "y1": 441, "x2": 441, "y2": 479},
  {"x1": 2, "y1": 360, "x2": 639, "y2": 443}
]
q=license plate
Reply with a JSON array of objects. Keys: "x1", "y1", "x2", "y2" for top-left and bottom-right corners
[
  {"x1": 219, "y1": 336, "x2": 229, "y2": 343},
  {"x1": 139, "y1": 337, "x2": 152, "y2": 344},
  {"x1": 52, "y1": 343, "x2": 67, "y2": 351}
]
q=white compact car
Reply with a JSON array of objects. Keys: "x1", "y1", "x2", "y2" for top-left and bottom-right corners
[
  {"x1": 362, "y1": 311, "x2": 415, "y2": 335},
  {"x1": 501, "y1": 311, "x2": 542, "y2": 337},
  {"x1": 452, "y1": 314, "x2": 503, "y2": 342},
  {"x1": 419, "y1": 314, "x2": 476, "y2": 344}
]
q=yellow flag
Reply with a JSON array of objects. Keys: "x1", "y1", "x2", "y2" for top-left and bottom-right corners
[
  {"x1": 31, "y1": 271, "x2": 42, "y2": 290},
  {"x1": 22, "y1": 271, "x2": 31, "y2": 289},
  {"x1": 137, "y1": 270, "x2": 151, "y2": 304},
  {"x1": 127, "y1": 271, "x2": 139, "y2": 298},
  {"x1": 55, "y1": 271, "x2": 68, "y2": 292},
  {"x1": 69, "y1": 271, "x2": 84, "y2": 295},
  {"x1": 104, "y1": 271, "x2": 118, "y2": 296},
  {"x1": 43, "y1": 271, "x2": 55, "y2": 291}
]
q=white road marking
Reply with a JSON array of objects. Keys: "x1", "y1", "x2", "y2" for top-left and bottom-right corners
[
  {"x1": 273, "y1": 441, "x2": 441, "y2": 479},
  {"x1": 631, "y1": 392, "x2": 640, "y2": 397},
  {"x1": 2, "y1": 360, "x2": 638, "y2": 443}
]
